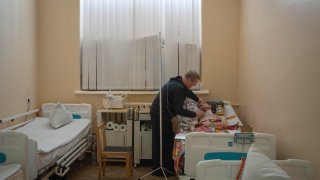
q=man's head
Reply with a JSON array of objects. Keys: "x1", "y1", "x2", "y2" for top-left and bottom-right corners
[{"x1": 182, "y1": 70, "x2": 200, "y2": 88}]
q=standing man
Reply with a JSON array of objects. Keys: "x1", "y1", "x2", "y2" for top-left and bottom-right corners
[{"x1": 150, "y1": 70, "x2": 205, "y2": 176}]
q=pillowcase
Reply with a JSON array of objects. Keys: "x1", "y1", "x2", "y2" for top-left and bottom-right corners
[
  {"x1": 49, "y1": 103, "x2": 73, "y2": 128},
  {"x1": 242, "y1": 144, "x2": 291, "y2": 180}
]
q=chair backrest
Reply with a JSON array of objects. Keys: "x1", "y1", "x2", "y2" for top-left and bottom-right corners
[
  {"x1": 0, "y1": 131, "x2": 29, "y2": 180},
  {"x1": 96, "y1": 118, "x2": 106, "y2": 158}
]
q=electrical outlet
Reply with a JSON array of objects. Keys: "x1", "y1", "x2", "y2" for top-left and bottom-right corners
[{"x1": 26, "y1": 97, "x2": 31, "y2": 103}]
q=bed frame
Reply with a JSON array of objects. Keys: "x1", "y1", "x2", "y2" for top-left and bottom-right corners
[
  {"x1": 0, "y1": 103, "x2": 92, "y2": 180},
  {"x1": 0, "y1": 131, "x2": 29, "y2": 180},
  {"x1": 176, "y1": 101, "x2": 277, "y2": 178},
  {"x1": 195, "y1": 159, "x2": 314, "y2": 180},
  {"x1": 183, "y1": 132, "x2": 276, "y2": 177}
]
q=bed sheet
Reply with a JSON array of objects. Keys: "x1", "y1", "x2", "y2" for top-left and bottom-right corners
[{"x1": 15, "y1": 117, "x2": 91, "y2": 173}]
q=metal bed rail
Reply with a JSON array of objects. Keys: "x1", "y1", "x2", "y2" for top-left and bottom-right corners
[{"x1": 55, "y1": 134, "x2": 92, "y2": 176}]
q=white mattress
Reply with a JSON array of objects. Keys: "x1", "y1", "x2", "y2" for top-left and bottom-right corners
[{"x1": 15, "y1": 117, "x2": 91, "y2": 173}]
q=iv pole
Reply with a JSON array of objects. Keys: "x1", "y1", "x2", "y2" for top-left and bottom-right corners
[{"x1": 138, "y1": 32, "x2": 173, "y2": 180}]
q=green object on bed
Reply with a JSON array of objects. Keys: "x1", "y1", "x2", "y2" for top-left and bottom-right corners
[
  {"x1": 0, "y1": 153, "x2": 6, "y2": 163},
  {"x1": 72, "y1": 114, "x2": 82, "y2": 119}
]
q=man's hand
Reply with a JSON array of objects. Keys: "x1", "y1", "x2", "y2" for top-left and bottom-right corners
[
  {"x1": 198, "y1": 98, "x2": 205, "y2": 104},
  {"x1": 196, "y1": 110, "x2": 205, "y2": 118}
]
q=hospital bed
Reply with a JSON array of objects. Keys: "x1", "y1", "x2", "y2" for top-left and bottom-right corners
[
  {"x1": 178, "y1": 132, "x2": 276, "y2": 179},
  {"x1": 196, "y1": 159, "x2": 314, "y2": 180},
  {"x1": 0, "y1": 131, "x2": 28, "y2": 180},
  {"x1": 196, "y1": 154, "x2": 314, "y2": 180},
  {"x1": 175, "y1": 101, "x2": 277, "y2": 179},
  {"x1": 0, "y1": 103, "x2": 92, "y2": 180}
]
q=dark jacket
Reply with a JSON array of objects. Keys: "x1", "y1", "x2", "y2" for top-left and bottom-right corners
[{"x1": 150, "y1": 76, "x2": 199, "y2": 119}]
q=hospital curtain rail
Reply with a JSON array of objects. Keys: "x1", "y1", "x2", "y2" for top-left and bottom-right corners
[{"x1": 80, "y1": 0, "x2": 201, "y2": 90}]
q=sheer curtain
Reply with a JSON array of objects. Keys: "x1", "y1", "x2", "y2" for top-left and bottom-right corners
[{"x1": 81, "y1": 0, "x2": 201, "y2": 90}]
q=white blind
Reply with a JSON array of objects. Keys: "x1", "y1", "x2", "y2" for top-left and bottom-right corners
[{"x1": 80, "y1": 0, "x2": 201, "y2": 90}]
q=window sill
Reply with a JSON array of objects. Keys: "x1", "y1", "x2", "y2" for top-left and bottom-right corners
[{"x1": 74, "y1": 90, "x2": 209, "y2": 95}]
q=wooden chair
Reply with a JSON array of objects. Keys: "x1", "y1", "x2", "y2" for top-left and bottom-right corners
[{"x1": 95, "y1": 119, "x2": 133, "y2": 179}]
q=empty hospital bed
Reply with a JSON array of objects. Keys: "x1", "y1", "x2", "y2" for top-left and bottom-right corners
[{"x1": 0, "y1": 103, "x2": 92, "y2": 179}]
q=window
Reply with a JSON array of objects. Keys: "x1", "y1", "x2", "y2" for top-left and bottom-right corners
[{"x1": 80, "y1": 0, "x2": 201, "y2": 90}]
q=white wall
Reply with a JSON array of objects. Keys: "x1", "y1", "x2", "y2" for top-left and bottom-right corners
[
  {"x1": 0, "y1": 0, "x2": 38, "y2": 121},
  {"x1": 239, "y1": 0, "x2": 320, "y2": 178}
]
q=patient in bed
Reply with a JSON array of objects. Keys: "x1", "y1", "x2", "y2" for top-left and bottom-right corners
[
  {"x1": 192, "y1": 102, "x2": 227, "y2": 132},
  {"x1": 181, "y1": 100, "x2": 237, "y2": 132}
]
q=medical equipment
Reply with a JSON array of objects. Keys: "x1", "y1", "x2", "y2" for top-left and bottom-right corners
[
  {"x1": 103, "y1": 92, "x2": 126, "y2": 109},
  {"x1": 234, "y1": 132, "x2": 254, "y2": 144},
  {"x1": 133, "y1": 103, "x2": 152, "y2": 167}
]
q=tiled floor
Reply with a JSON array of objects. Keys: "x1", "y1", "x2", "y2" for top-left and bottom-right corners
[{"x1": 61, "y1": 158, "x2": 178, "y2": 180}]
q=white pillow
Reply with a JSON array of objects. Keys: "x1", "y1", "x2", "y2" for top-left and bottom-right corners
[
  {"x1": 49, "y1": 103, "x2": 73, "y2": 128},
  {"x1": 242, "y1": 144, "x2": 291, "y2": 180}
]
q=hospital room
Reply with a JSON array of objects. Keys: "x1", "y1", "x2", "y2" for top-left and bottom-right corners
[{"x1": 0, "y1": 0, "x2": 319, "y2": 179}]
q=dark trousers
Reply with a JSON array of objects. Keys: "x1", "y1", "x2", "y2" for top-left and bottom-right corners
[{"x1": 151, "y1": 112, "x2": 175, "y2": 173}]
